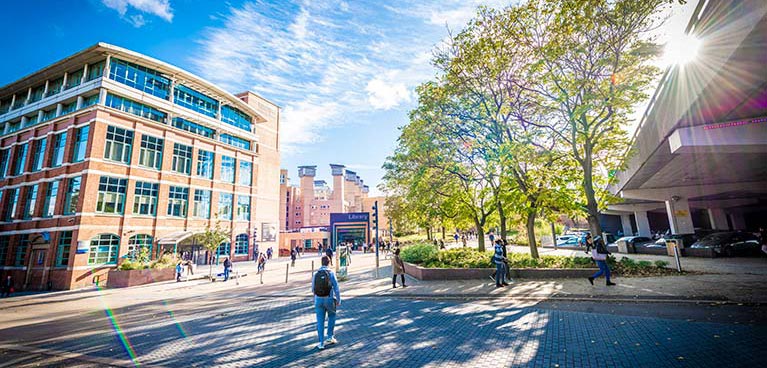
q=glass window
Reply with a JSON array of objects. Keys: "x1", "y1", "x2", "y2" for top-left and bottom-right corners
[
  {"x1": 0, "y1": 149, "x2": 10, "y2": 178},
  {"x1": 127, "y1": 234, "x2": 153, "y2": 260},
  {"x1": 138, "y1": 135, "x2": 163, "y2": 170},
  {"x1": 220, "y1": 105, "x2": 252, "y2": 132},
  {"x1": 104, "y1": 125, "x2": 134, "y2": 164},
  {"x1": 96, "y1": 176, "x2": 127, "y2": 214},
  {"x1": 237, "y1": 195, "x2": 250, "y2": 221},
  {"x1": 133, "y1": 181, "x2": 159, "y2": 216},
  {"x1": 218, "y1": 193, "x2": 233, "y2": 220},
  {"x1": 12, "y1": 93, "x2": 26, "y2": 110},
  {"x1": 12, "y1": 143, "x2": 28, "y2": 175},
  {"x1": 7, "y1": 121, "x2": 21, "y2": 133},
  {"x1": 5, "y1": 188, "x2": 19, "y2": 221},
  {"x1": 46, "y1": 77, "x2": 63, "y2": 97},
  {"x1": 55, "y1": 231, "x2": 72, "y2": 267},
  {"x1": 41, "y1": 108, "x2": 57, "y2": 122},
  {"x1": 31, "y1": 138, "x2": 47, "y2": 172},
  {"x1": 61, "y1": 101, "x2": 77, "y2": 115},
  {"x1": 71, "y1": 125, "x2": 89, "y2": 162},
  {"x1": 0, "y1": 98, "x2": 10, "y2": 114},
  {"x1": 167, "y1": 186, "x2": 189, "y2": 217},
  {"x1": 196, "y1": 149, "x2": 214, "y2": 179},
  {"x1": 87, "y1": 60, "x2": 105, "y2": 81},
  {"x1": 23, "y1": 184, "x2": 39, "y2": 219},
  {"x1": 15, "y1": 235, "x2": 29, "y2": 266},
  {"x1": 239, "y1": 161, "x2": 252, "y2": 186},
  {"x1": 234, "y1": 234, "x2": 248, "y2": 255},
  {"x1": 108, "y1": 58, "x2": 170, "y2": 100},
  {"x1": 221, "y1": 156, "x2": 235, "y2": 183},
  {"x1": 0, "y1": 236, "x2": 8, "y2": 266},
  {"x1": 105, "y1": 93, "x2": 167, "y2": 123},
  {"x1": 65, "y1": 69, "x2": 83, "y2": 89},
  {"x1": 82, "y1": 94, "x2": 99, "y2": 108},
  {"x1": 43, "y1": 180, "x2": 59, "y2": 217},
  {"x1": 173, "y1": 84, "x2": 219, "y2": 118},
  {"x1": 171, "y1": 117, "x2": 214, "y2": 138},
  {"x1": 216, "y1": 241, "x2": 231, "y2": 256},
  {"x1": 29, "y1": 85, "x2": 45, "y2": 103},
  {"x1": 51, "y1": 132, "x2": 67, "y2": 167},
  {"x1": 171, "y1": 143, "x2": 193, "y2": 175},
  {"x1": 26, "y1": 114, "x2": 39, "y2": 126},
  {"x1": 219, "y1": 134, "x2": 251, "y2": 150},
  {"x1": 88, "y1": 234, "x2": 119, "y2": 265},
  {"x1": 193, "y1": 189, "x2": 211, "y2": 219},
  {"x1": 64, "y1": 176, "x2": 81, "y2": 215}
]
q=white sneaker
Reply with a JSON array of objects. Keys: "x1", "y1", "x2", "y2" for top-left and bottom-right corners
[
  {"x1": 326, "y1": 337, "x2": 338, "y2": 345},
  {"x1": 316, "y1": 343, "x2": 325, "y2": 350}
]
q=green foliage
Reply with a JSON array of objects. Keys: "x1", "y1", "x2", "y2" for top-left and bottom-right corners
[
  {"x1": 654, "y1": 260, "x2": 669, "y2": 268},
  {"x1": 423, "y1": 248, "x2": 495, "y2": 268},
  {"x1": 118, "y1": 259, "x2": 146, "y2": 271},
  {"x1": 400, "y1": 243, "x2": 439, "y2": 264},
  {"x1": 195, "y1": 217, "x2": 230, "y2": 279},
  {"x1": 150, "y1": 253, "x2": 177, "y2": 269}
]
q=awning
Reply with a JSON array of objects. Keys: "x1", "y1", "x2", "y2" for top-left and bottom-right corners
[{"x1": 157, "y1": 231, "x2": 197, "y2": 245}]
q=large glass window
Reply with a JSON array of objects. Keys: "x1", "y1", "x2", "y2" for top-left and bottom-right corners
[
  {"x1": 216, "y1": 242, "x2": 231, "y2": 257},
  {"x1": 221, "y1": 156, "x2": 235, "y2": 183},
  {"x1": 65, "y1": 69, "x2": 83, "y2": 89},
  {"x1": 0, "y1": 236, "x2": 8, "y2": 266},
  {"x1": 46, "y1": 77, "x2": 63, "y2": 97},
  {"x1": 171, "y1": 117, "x2": 214, "y2": 138},
  {"x1": 82, "y1": 94, "x2": 99, "y2": 108},
  {"x1": 196, "y1": 149, "x2": 214, "y2": 179},
  {"x1": 15, "y1": 235, "x2": 29, "y2": 266},
  {"x1": 234, "y1": 234, "x2": 248, "y2": 255},
  {"x1": 26, "y1": 114, "x2": 39, "y2": 126},
  {"x1": 173, "y1": 84, "x2": 219, "y2": 118},
  {"x1": 167, "y1": 186, "x2": 189, "y2": 217},
  {"x1": 133, "y1": 181, "x2": 159, "y2": 216},
  {"x1": 0, "y1": 149, "x2": 10, "y2": 178},
  {"x1": 109, "y1": 58, "x2": 170, "y2": 99},
  {"x1": 88, "y1": 234, "x2": 119, "y2": 265},
  {"x1": 193, "y1": 189, "x2": 211, "y2": 219},
  {"x1": 87, "y1": 60, "x2": 105, "y2": 81},
  {"x1": 219, "y1": 134, "x2": 251, "y2": 150},
  {"x1": 29, "y1": 85, "x2": 45, "y2": 103},
  {"x1": 43, "y1": 180, "x2": 59, "y2": 217},
  {"x1": 12, "y1": 143, "x2": 28, "y2": 175},
  {"x1": 23, "y1": 184, "x2": 39, "y2": 219},
  {"x1": 237, "y1": 195, "x2": 250, "y2": 221},
  {"x1": 96, "y1": 176, "x2": 127, "y2": 214},
  {"x1": 71, "y1": 125, "x2": 89, "y2": 162},
  {"x1": 42, "y1": 108, "x2": 57, "y2": 122},
  {"x1": 61, "y1": 101, "x2": 77, "y2": 115},
  {"x1": 64, "y1": 176, "x2": 81, "y2": 215},
  {"x1": 51, "y1": 131, "x2": 67, "y2": 167},
  {"x1": 218, "y1": 193, "x2": 233, "y2": 220},
  {"x1": 220, "y1": 105, "x2": 252, "y2": 132},
  {"x1": 104, "y1": 125, "x2": 134, "y2": 164},
  {"x1": 105, "y1": 93, "x2": 167, "y2": 123},
  {"x1": 31, "y1": 138, "x2": 47, "y2": 172},
  {"x1": 128, "y1": 234, "x2": 153, "y2": 260},
  {"x1": 5, "y1": 188, "x2": 19, "y2": 221},
  {"x1": 55, "y1": 231, "x2": 72, "y2": 267},
  {"x1": 171, "y1": 143, "x2": 193, "y2": 175},
  {"x1": 239, "y1": 161, "x2": 252, "y2": 186},
  {"x1": 138, "y1": 135, "x2": 163, "y2": 170}
]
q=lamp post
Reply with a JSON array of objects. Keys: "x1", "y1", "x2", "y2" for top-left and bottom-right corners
[{"x1": 373, "y1": 200, "x2": 379, "y2": 278}]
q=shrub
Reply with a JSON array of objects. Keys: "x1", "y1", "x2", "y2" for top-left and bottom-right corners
[
  {"x1": 150, "y1": 253, "x2": 177, "y2": 269},
  {"x1": 424, "y1": 248, "x2": 494, "y2": 268},
  {"x1": 400, "y1": 243, "x2": 438, "y2": 264},
  {"x1": 118, "y1": 259, "x2": 146, "y2": 271},
  {"x1": 654, "y1": 260, "x2": 669, "y2": 268},
  {"x1": 637, "y1": 260, "x2": 653, "y2": 268}
]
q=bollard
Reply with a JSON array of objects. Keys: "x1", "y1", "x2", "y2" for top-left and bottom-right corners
[
  {"x1": 673, "y1": 245, "x2": 682, "y2": 273},
  {"x1": 236, "y1": 270, "x2": 240, "y2": 286},
  {"x1": 311, "y1": 260, "x2": 315, "y2": 275},
  {"x1": 285, "y1": 263, "x2": 289, "y2": 283},
  {"x1": 260, "y1": 269, "x2": 264, "y2": 284}
]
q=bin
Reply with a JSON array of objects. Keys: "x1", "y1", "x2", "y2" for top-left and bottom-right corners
[{"x1": 665, "y1": 239, "x2": 679, "y2": 257}]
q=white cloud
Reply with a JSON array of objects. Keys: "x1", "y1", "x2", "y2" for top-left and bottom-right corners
[
  {"x1": 101, "y1": 0, "x2": 173, "y2": 26},
  {"x1": 366, "y1": 77, "x2": 410, "y2": 110},
  {"x1": 128, "y1": 14, "x2": 146, "y2": 28}
]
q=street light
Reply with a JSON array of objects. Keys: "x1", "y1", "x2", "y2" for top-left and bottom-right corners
[{"x1": 373, "y1": 201, "x2": 379, "y2": 278}]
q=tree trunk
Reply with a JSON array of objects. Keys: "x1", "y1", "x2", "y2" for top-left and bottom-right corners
[
  {"x1": 474, "y1": 217, "x2": 486, "y2": 252},
  {"x1": 582, "y1": 143, "x2": 602, "y2": 237},
  {"x1": 426, "y1": 227, "x2": 432, "y2": 241},
  {"x1": 441, "y1": 226, "x2": 446, "y2": 240},
  {"x1": 526, "y1": 211, "x2": 539, "y2": 258},
  {"x1": 498, "y1": 201, "x2": 507, "y2": 241}
]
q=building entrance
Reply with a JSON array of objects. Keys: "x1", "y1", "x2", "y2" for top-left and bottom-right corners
[{"x1": 329, "y1": 213, "x2": 370, "y2": 251}]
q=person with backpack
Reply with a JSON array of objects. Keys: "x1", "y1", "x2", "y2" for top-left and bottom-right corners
[
  {"x1": 391, "y1": 248, "x2": 407, "y2": 288},
  {"x1": 587, "y1": 235, "x2": 616, "y2": 286},
  {"x1": 312, "y1": 256, "x2": 340, "y2": 350},
  {"x1": 223, "y1": 257, "x2": 232, "y2": 282}
]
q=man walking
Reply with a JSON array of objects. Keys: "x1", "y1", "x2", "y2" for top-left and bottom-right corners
[
  {"x1": 1, "y1": 275, "x2": 12, "y2": 297},
  {"x1": 312, "y1": 256, "x2": 340, "y2": 350},
  {"x1": 290, "y1": 247, "x2": 297, "y2": 267},
  {"x1": 325, "y1": 246, "x2": 334, "y2": 266},
  {"x1": 492, "y1": 241, "x2": 509, "y2": 287},
  {"x1": 223, "y1": 257, "x2": 232, "y2": 282}
]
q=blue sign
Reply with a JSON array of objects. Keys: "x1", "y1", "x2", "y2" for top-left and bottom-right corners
[{"x1": 330, "y1": 212, "x2": 369, "y2": 223}]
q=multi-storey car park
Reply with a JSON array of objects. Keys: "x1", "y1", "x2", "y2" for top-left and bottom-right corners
[{"x1": 0, "y1": 43, "x2": 281, "y2": 291}]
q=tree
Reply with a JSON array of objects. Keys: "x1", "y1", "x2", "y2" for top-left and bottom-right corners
[{"x1": 195, "y1": 218, "x2": 230, "y2": 280}]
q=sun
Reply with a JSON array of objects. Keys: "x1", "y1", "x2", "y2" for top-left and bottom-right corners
[{"x1": 663, "y1": 33, "x2": 701, "y2": 67}]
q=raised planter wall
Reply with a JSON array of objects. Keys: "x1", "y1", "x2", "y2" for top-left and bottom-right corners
[
  {"x1": 404, "y1": 262, "x2": 598, "y2": 281},
  {"x1": 107, "y1": 268, "x2": 175, "y2": 288}
]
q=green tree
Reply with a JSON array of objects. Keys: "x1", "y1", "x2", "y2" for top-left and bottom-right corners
[{"x1": 195, "y1": 217, "x2": 230, "y2": 280}]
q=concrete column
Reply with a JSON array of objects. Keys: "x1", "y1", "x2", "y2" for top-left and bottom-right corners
[
  {"x1": 99, "y1": 88, "x2": 107, "y2": 105},
  {"x1": 62, "y1": 72, "x2": 68, "y2": 90},
  {"x1": 665, "y1": 197, "x2": 695, "y2": 234},
  {"x1": 76, "y1": 96, "x2": 84, "y2": 110},
  {"x1": 730, "y1": 213, "x2": 747, "y2": 230},
  {"x1": 81, "y1": 64, "x2": 89, "y2": 84},
  {"x1": 634, "y1": 211, "x2": 651, "y2": 237},
  {"x1": 707, "y1": 208, "x2": 729, "y2": 230},
  {"x1": 620, "y1": 214, "x2": 633, "y2": 236},
  {"x1": 55, "y1": 103, "x2": 62, "y2": 117},
  {"x1": 43, "y1": 80, "x2": 49, "y2": 97}
]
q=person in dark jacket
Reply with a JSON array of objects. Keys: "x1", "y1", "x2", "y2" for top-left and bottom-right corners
[
  {"x1": 492, "y1": 242, "x2": 509, "y2": 287},
  {"x1": 1, "y1": 275, "x2": 12, "y2": 297},
  {"x1": 587, "y1": 235, "x2": 616, "y2": 286},
  {"x1": 223, "y1": 257, "x2": 232, "y2": 282},
  {"x1": 325, "y1": 247, "x2": 334, "y2": 266},
  {"x1": 391, "y1": 248, "x2": 407, "y2": 288},
  {"x1": 291, "y1": 248, "x2": 297, "y2": 267}
]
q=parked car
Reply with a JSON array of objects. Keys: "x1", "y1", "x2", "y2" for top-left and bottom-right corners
[
  {"x1": 558, "y1": 237, "x2": 580, "y2": 246},
  {"x1": 689, "y1": 231, "x2": 761, "y2": 256},
  {"x1": 556, "y1": 235, "x2": 577, "y2": 245},
  {"x1": 649, "y1": 233, "x2": 698, "y2": 248}
]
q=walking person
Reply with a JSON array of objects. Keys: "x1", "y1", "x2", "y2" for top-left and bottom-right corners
[
  {"x1": 257, "y1": 252, "x2": 267, "y2": 273},
  {"x1": 325, "y1": 246, "x2": 334, "y2": 266},
  {"x1": 1, "y1": 275, "x2": 12, "y2": 297},
  {"x1": 453, "y1": 232, "x2": 459, "y2": 245},
  {"x1": 312, "y1": 256, "x2": 340, "y2": 350},
  {"x1": 461, "y1": 234, "x2": 467, "y2": 248},
  {"x1": 391, "y1": 248, "x2": 407, "y2": 288},
  {"x1": 176, "y1": 262, "x2": 183, "y2": 282},
  {"x1": 267, "y1": 247, "x2": 273, "y2": 260},
  {"x1": 587, "y1": 235, "x2": 616, "y2": 286},
  {"x1": 317, "y1": 242, "x2": 323, "y2": 256},
  {"x1": 291, "y1": 248, "x2": 297, "y2": 267},
  {"x1": 492, "y1": 241, "x2": 509, "y2": 287},
  {"x1": 223, "y1": 257, "x2": 232, "y2": 282},
  {"x1": 489, "y1": 231, "x2": 495, "y2": 244}
]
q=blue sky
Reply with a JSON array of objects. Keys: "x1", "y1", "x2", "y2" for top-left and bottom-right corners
[{"x1": 0, "y1": 0, "x2": 512, "y2": 194}]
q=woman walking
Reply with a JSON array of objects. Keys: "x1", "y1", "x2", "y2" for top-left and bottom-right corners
[
  {"x1": 587, "y1": 235, "x2": 616, "y2": 286},
  {"x1": 391, "y1": 248, "x2": 407, "y2": 288}
]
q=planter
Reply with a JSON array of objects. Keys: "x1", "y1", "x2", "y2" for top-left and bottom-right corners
[
  {"x1": 107, "y1": 268, "x2": 175, "y2": 288},
  {"x1": 403, "y1": 262, "x2": 598, "y2": 281}
]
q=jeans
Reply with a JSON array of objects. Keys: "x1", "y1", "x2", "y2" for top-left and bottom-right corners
[
  {"x1": 592, "y1": 260, "x2": 611, "y2": 281},
  {"x1": 495, "y1": 263, "x2": 506, "y2": 285},
  {"x1": 224, "y1": 267, "x2": 230, "y2": 281},
  {"x1": 315, "y1": 296, "x2": 337, "y2": 345}
]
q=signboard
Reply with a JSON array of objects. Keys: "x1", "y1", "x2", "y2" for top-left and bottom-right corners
[
  {"x1": 261, "y1": 223, "x2": 277, "y2": 242},
  {"x1": 76, "y1": 240, "x2": 90, "y2": 254}
]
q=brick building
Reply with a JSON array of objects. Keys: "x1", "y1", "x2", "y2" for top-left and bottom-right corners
[{"x1": 0, "y1": 43, "x2": 281, "y2": 290}]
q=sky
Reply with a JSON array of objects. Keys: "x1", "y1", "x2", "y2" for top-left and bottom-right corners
[{"x1": 0, "y1": 0, "x2": 695, "y2": 195}]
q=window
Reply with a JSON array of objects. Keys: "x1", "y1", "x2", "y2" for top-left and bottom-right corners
[
  {"x1": 0, "y1": 98, "x2": 10, "y2": 114},
  {"x1": 23, "y1": 184, "x2": 39, "y2": 219},
  {"x1": 82, "y1": 94, "x2": 99, "y2": 108},
  {"x1": 196, "y1": 149, "x2": 214, "y2": 179},
  {"x1": 109, "y1": 58, "x2": 170, "y2": 99},
  {"x1": 216, "y1": 241, "x2": 231, "y2": 257},
  {"x1": 167, "y1": 186, "x2": 189, "y2": 217},
  {"x1": 138, "y1": 135, "x2": 163, "y2": 170},
  {"x1": 12, "y1": 143, "x2": 28, "y2": 175},
  {"x1": 51, "y1": 132, "x2": 67, "y2": 167},
  {"x1": 31, "y1": 138, "x2": 47, "y2": 172},
  {"x1": 173, "y1": 84, "x2": 219, "y2": 118},
  {"x1": 63, "y1": 176, "x2": 81, "y2": 215},
  {"x1": 65, "y1": 69, "x2": 83, "y2": 89},
  {"x1": 133, "y1": 181, "x2": 159, "y2": 216},
  {"x1": 128, "y1": 234, "x2": 153, "y2": 260},
  {"x1": 219, "y1": 134, "x2": 251, "y2": 150},
  {"x1": 237, "y1": 195, "x2": 250, "y2": 221},
  {"x1": 239, "y1": 161, "x2": 252, "y2": 186},
  {"x1": 0, "y1": 236, "x2": 8, "y2": 266},
  {"x1": 61, "y1": 101, "x2": 77, "y2": 115},
  {"x1": 88, "y1": 234, "x2": 119, "y2": 265},
  {"x1": 5, "y1": 188, "x2": 19, "y2": 221},
  {"x1": 7, "y1": 121, "x2": 20, "y2": 133},
  {"x1": 43, "y1": 180, "x2": 59, "y2": 217},
  {"x1": 55, "y1": 231, "x2": 72, "y2": 267},
  {"x1": 105, "y1": 93, "x2": 167, "y2": 123},
  {"x1": 42, "y1": 108, "x2": 57, "y2": 122},
  {"x1": 104, "y1": 125, "x2": 134, "y2": 164},
  {"x1": 30, "y1": 85, "x2": 45, "y2": 103},
  {"x1": 221, "y1": 105, "x2": 252, "y2": 132},
  {"x1": 221, "y1": 156, "x2": 235, "y2": 183},
  {"x1": 193, "y1": 189, "x2": 211, "y2": 219},
  {"x1": 0, "y1": 149, "x2": 10, "y2": 178},
  {"x1": 87, "y1": 60, "x2": 105, "y2": 81},
  {"x1": 96, "y1": 176, "x2": 127, "y2": 214},
  {"x1": 46, "y1": 77, "x2": 63, "y2": 97},
  {"x1": 26, "y1": 114, "x2": 39, "y2": 126},
  {"x1": 12, "y1": 93, "x2": 26, "y2": 109},
  {"x1": 218, "y1": 193, "x2": 233, "y2": 220},
  {"x1": 171, "y1": 143, "x2": 193, "y2": 175},
  {"x1": 15, "y1": 235, "x2": 29, "y2": 266},
  {"x1": 171, "y1": 117, "x2": 214, "y2": 138},
  {"x1": 71, "y1": 125, "x2": 89, "y2": 162},
  {"x1": 234, "y1": 234, "x2": 248, "y2": 255}
]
